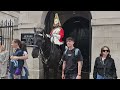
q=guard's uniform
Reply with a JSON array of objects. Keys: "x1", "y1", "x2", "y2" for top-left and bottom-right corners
[{"x1": 50, "y1": 27, "x2": 64, "y2": 46}]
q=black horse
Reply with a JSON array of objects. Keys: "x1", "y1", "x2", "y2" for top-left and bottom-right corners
[{"x1": 32, "y1": 29, "x2": 62, "y2": 79}]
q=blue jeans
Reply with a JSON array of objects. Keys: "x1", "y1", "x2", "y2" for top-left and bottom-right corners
[
  {"x1": 8, "y1": 67, "x2": 29, "y2": 79},
  {"x1": 65, "y1": 74, "x2": 77, "y2": 79},
  {"x1": 21, "y1": 67, "x2": 29, "y2": 79},
  {"x1": 97, "y1": 74, "x2": 111, "y2": 79},
  {"x1": 8, "y1": 72, "x2": 14, "y2": 79},
  {"x1": 21, "y1": 75, "x2": 28, "y2": 79}
]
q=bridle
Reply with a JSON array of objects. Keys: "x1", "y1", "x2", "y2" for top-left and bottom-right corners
[
  {"x1": 34, "y1": 30, "x2": 61, "y2": 67},
  {"x1": 35, "y1": 31, "x2": 51, "y2": 65}
]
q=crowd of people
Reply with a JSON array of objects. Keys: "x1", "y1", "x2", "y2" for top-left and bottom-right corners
[
  {"x1": 0, "y1": 38, "x2": 117, "y2": 79},
  {"x1": 0, "y1": 39, "x2": 29, "y2": 79}
]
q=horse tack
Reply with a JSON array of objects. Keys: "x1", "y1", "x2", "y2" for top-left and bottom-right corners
[{"x1": 39, "y1": 45, "x2": 50, "y2": 65}]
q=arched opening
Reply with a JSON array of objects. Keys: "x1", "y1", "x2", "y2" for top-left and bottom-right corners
[{"x1": 44, "y1": 11, "x2": 92, "y2": 79}]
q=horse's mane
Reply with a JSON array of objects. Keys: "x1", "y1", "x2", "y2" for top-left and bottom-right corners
[{"x1": 41, "y1": 35, "x2": 51, "y2": 58}]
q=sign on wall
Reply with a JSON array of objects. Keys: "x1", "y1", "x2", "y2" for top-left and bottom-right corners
[{"x1": 21, "y1": 33, "x2": 34, "y2": 46}]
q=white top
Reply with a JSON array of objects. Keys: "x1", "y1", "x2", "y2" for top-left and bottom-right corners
[
  {"x1": 0, "y1": 51, "x2": 9, "y2": 63},
  {"x1": 21, "y1": 51, "x2": 29, "y2": 76}
]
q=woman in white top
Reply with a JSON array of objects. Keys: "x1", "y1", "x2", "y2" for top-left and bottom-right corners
[{"x1": 0, "y1": 45, "x2": 9, "y2": 79}]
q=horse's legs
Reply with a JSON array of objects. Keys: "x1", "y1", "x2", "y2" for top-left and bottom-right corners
[
  {"x1": 43, "y1": 65, "x2": 46, "y2": 79},
  {"x1": 46, "y1": 65, "x2": 49, "y2": 79},
  {"x1": 53, "y1": 64, "x2": 58, "y2": 79},
  {"x1": 43, "y1": 64, "x2": 49, "y2": 79},
  {"x1": 53, "y1": 69, "x2": 57, "y2": 79}
]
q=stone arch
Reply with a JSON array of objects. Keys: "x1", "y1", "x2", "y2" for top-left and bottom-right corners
[
  {"x1": 40, "y1": 11, "x2": 92, "y2": 29},
  {"x1": 40, "y1": 11, "x2": 92, "y2": 79},
  {"x1": 40, "y1": 11, "x2": 48, "y2": 29}
]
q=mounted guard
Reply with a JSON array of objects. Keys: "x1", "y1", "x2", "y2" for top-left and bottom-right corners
[
  {"x1": 50, "y1": 13, "x2": 64, "y2": 46},
  {"x1": 50, "y1": 13, "x2": 64, "y2": 53}
]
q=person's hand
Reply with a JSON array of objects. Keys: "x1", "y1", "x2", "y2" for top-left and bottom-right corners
[
  {"x1": 76, "y1": 75, "x2": 81, "y2": 79},
  {"x1": 10, "y1": 56, "x2": 14, "y2": 59},
  {"x1": 46, "y1": 34, "x2": 50, "y2": 38},
  {"x1": 10, "y1": 56, "x2": 18, "y2": 60},
  {"x1": 62, "y1": 74, "x2": 65, "y2": 79}
]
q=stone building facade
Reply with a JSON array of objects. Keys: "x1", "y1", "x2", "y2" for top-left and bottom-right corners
[{"x1": 1, "y1": 11, "x2": 120, "y2": 79}]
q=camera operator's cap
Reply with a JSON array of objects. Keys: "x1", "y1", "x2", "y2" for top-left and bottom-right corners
[{"x1": 53, "y1": 13, "x2": 61, "y2": 26}]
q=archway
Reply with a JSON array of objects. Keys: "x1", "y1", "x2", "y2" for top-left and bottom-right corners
[{"x1": 44, "y1": 11, "x2": 92, "y2": 79}]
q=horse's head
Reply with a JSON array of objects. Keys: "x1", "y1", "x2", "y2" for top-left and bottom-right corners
[{"x1": 32, "y1": 30, "x2": 45, "y2": 58}]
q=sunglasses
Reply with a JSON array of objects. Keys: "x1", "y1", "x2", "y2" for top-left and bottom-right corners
[{"x1": 102, "y1": 50, "x2": 109, "y2": 52}]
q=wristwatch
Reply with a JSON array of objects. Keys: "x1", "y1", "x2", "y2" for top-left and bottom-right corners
[{"x1": 77, "y1": 74, "x2": 81, "y2": 76}]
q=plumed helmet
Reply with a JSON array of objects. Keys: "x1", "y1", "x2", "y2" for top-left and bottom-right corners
[{"x1": 53, "y1": 13, "x2": 61, "y2": 27}]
